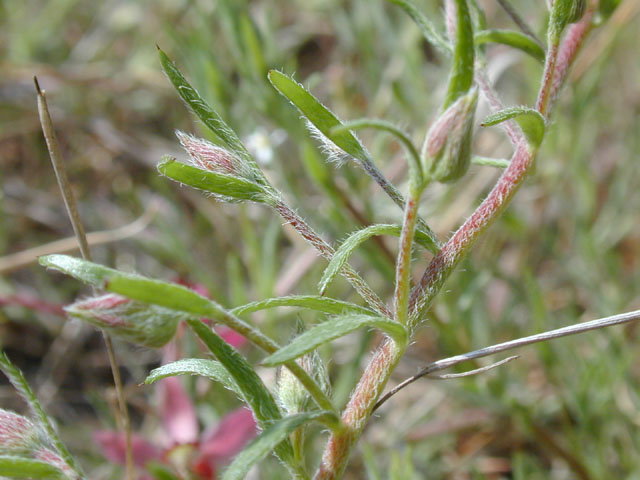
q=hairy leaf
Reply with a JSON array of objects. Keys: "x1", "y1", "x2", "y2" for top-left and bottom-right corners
[
  {"x1": 0, "y1": 456, "x2": 66, "y2": 479},
  {"x1": 231, "y1": 295, "x2": 374, "y2": 317},
  {"x1": 481, "y1": 107, "x2": 545, "y2": 148},
  {"x1": 319, "y1": 225, "x2": 437, "y2": 294},
  {"x1": 145, "y1": 359, "x2": 240, "y2": 399},
  {"x1": 475, "y1": 29, "x2": 545, "y2": 62},
  {"x1": 157, "y1": 157, "x2": 271, "y2": 204},
  {"x1": 185, "y1": 318, "x2": 295, "y2": 465},
  {"x1": 262, "y1": 315, "x2": 408, "y2": 366},
  {"x1": 222, "y1": 411, "x2": 336, "y2": 480}
]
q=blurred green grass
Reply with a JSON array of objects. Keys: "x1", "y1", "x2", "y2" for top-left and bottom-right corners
[{"x1": 1, "y1": 0, "x2": 640, "y2": 478}]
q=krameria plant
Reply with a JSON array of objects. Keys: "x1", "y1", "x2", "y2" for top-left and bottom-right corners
[{"x1": 0, "y1": 0, "x2": 636, "y2": 478}]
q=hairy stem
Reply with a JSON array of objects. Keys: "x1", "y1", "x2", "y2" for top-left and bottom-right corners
[
  {"x1": 273, "y1": 200, "x2": 392, "y2": 318},
  {"x1": 393, "y1": 184, "x2": 424, "y2": 325},
  {"x1": 314, "y1": 10, "x2": 595, "y2": 478}
]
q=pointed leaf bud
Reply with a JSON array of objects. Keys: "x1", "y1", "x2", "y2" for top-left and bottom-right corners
[
  {"x1": 276, "y1": 348, "x2": 330, "y2": 416},
  {"x1": 422, "y1": 88, "x2": 478, "y2": 183},
  {"x1": 65, "y1": 294, "x2": 185, "y2": 348},
  {"x1": 0, "y1": 409, "x2": 39, "y2": 454},
  {"x1": 550, "y1": 0, "x2": 587, "y2": 39},
  {"x1": 177, "y1": 131, "x2": 254, "y2": 180}
]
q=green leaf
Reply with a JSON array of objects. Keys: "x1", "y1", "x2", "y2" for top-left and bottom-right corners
[
  {"x1": 474, "y1": 29, "x2": 545, "y2": 62},
  {"x1": 444, "y1": 0, "x2": 475, "y2": 108},
  {"x1": 185, "y1": 318, "x2": 296, "y2": 467},
  {"x1": 385, "y1": 0, "x2": 452, "y2": 54},
  {"x1": 39, "y1": 254, "x2": 277, "y2": 354},
  {"x1": 268, "y1": 70, "x2": 368, "y2": 163},
  {"x1": 157, "y1": 157, "x2": 271, "y2": 204},
  {"x1": 231, "y1": 295, "x2": 375, "y2": 317},
  {"x1": 262, "y1": 315, "x2": 408, "y2": 367},
  {"x1": 0, "y1": 456, "x2": 66, "y2": 478},
  {"x1": 222, "y1": 411, "x2": 335, "y2": 480},
  {"x1": 471, "y1": 156, "x2": 510, "y2": 168},
  {"x1": 145, "y1": 359, "x2": 240, "y2": 398},
  {"x1": 157, "y1": 47, "x2": 254, "y2": 166},
  {"x1": 481, "y1": 107, "x2": 545, "y2": 148},
  {"x1": 268, "y1": 71, "x2": 441, "y2": 253},
  {"x1": 0, "y1": 350, "x2": 81, "y2": 476},
  {"x1": 319, "y1": 225, "x2": 437, "y2": 294}
]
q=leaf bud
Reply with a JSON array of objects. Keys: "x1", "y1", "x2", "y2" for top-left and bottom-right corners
[
  {"x1": 65, "y1": 294, "x2": 185, "y2": 348},
  {"x1": 422, "y1": 87, "x2": 478, "y2": 183},
  {"x1": 550, "y1": 0, "x2": 587, "y2": 38},
  {"x1": 0, "y1": 409, "x2": 39, "y2": 454}
]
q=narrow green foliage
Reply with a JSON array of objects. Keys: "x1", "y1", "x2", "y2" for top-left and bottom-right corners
[
  {"x1": 268, "y1": 70, "x2": 441, "y2": 251},
  {"x1": 262, "y1": 315, "x2": 408, "y2": 367},
  {"x1": 481, "y1": 107, "x2": 545, "y2": 148},
  {"x1": 474, "y1": 29, "x2": 545, "y2": 62},
  {"x1": 157, "y1": 157, "x2": 272, "y2": 204},
  {"x1": 145, "y1": 359, "x2": 240, "y2": 399},
  {"x1": 157, "y1": 47, "x2": 256, "y2": 170},
  {"x1": 268, "y1": 70, "x2": 369, "y2": 163},
  {"x1": 444, "y1": 0, "x2": 475, "y2": 108},
  {"x1": 185, "y1": 318, "x2": 297, "y2": 468},
  {"x1": 599, "y1": 0, "x2": 621, "y2": 18},
  {"x1": 222, "y1": 411, "x2": 337, "y2": 480},
  {"x1": 0, "y1": 456, "x2": 67, "y2": 479},
  {"x1": 319, "y1": 224, "x2": 437, "y2": 294},
  {"x1": 0, "y1": 350, "x2": 81, "y2": 477},
  {"x1": 231, "y1": 295, "x2": 375, "y2": 317},
  {"x1": 549, "y1": 0, "x2": 587, "y2": 40},
  {"x1": 385, "y1": 0, "x2": 452, "y2": 54},
  {"x1": 471, "y1": 156, "x2": 510, "y2": 168}
]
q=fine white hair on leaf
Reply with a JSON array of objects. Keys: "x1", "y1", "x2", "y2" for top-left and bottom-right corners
[{"x1": 304, "y1": 120, "x2": 351, "y2": 167}]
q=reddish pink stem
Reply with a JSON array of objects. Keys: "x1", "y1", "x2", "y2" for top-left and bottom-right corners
[{"x1": 314, "y1": 9, "x2": 595, "y2": 479}]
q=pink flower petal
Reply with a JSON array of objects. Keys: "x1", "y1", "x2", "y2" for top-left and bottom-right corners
[
  {"x1": 93, "y1": 431, "x2": 162, "y2": 468},
  {"x1": 196, "y1": 408, "x2": 257, "y2": 466},
  {"x1": 158, "y1": 376, "x2": 199, "y2": 445}
]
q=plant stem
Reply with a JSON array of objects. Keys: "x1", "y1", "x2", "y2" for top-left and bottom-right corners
[
  {"x1": 393, "y1": 183, "x2": 424, "y2": 325},
  {"x1": 313, "y1": 10, "x2": 595, "y2": 478},
  {"x1": 273, "y1": 200, "x2": 392, "y2": 318},
  {"x1": 35, "y1": 77, "x2": 134, "y2": 480}
]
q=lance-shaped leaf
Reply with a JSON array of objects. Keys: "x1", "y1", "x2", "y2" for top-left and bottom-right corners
[
  {"x1": 158, "y1": 47, "x2": 255, "y2": 168},
  {"x1": 474, "y1": 29, "x2": 545, "y2": 62},
  {"x1": 269, "y1": 70, "x2": 441, "y2": 252},
  {"x1": 268, "y1": 70, "x2": 368, "y2": 164},
  {"x1": 222, "y1": 411, "x2": 337, "y2": 480},
  {"x1": 185, "y1": 318, "x2": 296, "y2": 467},
  {"x1": 0, "y1": 456, "x2": 67, "y2": 479},
  {"x1": 145, "y1": 359, "x2": 241, "y2": 399},
  {"x1": 386, "y1": 0, "x2": 452, "y2": 54},
  {"x1": 319, "y1": 224, "x2": 437, "y2": 294},
  {"x1": 158, "y1": 157, "x2": 273, "y2": 204},
  {"x1": 262, "y1": 315, "x2": 408, "y2": 367},
  {"x1": 481, "y1": 107, "x2": 545, "y2": 148},
  {"x1": 443, "y1": 0, "x2": 475, "y2": 108},
  {"x1": 39, "y1": 254, "x2": 276, "y2": 354},
  {"x1": 231, "y1": 295, "x2": 374, "y2": 317}
]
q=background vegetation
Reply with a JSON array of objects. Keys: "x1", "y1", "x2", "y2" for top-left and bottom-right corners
[{"x1": 1, "y1": 0, "x2": 639, "y2": 478}]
